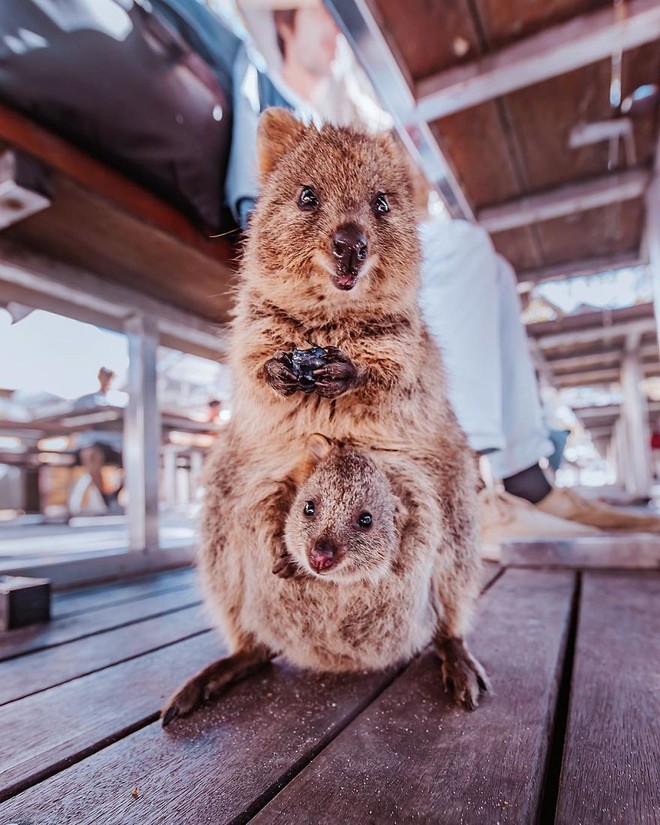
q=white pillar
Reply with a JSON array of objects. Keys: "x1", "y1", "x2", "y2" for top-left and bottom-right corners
[
  {"x1": 620, "y1": 338, "x2": 651, "y2": 495},
  {"x1": 124, "y1": 314, "x2": 160, "y2": 552}
]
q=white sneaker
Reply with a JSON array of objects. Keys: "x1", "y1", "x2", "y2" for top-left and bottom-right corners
[
  {"x1": 537, "y1": 487, "x2": 660, "y2": 533},
  {"x1": 480, "y1": 489, "x2": 601, "y2": 561}
]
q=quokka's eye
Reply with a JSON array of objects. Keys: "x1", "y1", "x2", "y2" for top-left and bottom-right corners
[
  {"x1": 372, "y1": 193, "x2": 390, "y2": 215},
  {"x1": 304, "y1": 501, "x2": 316, "y2": 516},
  {"x1": 298, "y1": 186, "x2": 319, "y2": 210},
  {"x1": 357, "y1": 511, "x2": 373, "y2": 528}
]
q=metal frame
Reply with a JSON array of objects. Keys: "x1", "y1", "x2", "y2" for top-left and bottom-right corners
[
  {"x1": 324, "y1": 0, "x2": 474, "y2": 220},
  {"x1": 0, "y1": 241, "x2": 225, "y2": 586}
]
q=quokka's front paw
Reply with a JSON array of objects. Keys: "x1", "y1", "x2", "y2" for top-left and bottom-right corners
[
  {"x1": 437, "y1": 637, "x2": 491, "y2": 711},
  {"x1": 263, "y1": 351, "x2": 300, "y2": 397},
  {"x1": 272, "y1": 548, "x2": 303, "y2": 579},
  {"x1": 312, "y1": 346, "x2": 359, "y2": 399}
]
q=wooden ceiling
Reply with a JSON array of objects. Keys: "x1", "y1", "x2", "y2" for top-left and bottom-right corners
[{"x1": 368, "y1": 0, "x2": 660, "y2": 275}]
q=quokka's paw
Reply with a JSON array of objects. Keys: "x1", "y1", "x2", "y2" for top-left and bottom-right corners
[
  {"x1": 272, "y1": 548, "x2": 302, "y2": 579},
  {"x1": 263, "y1": 351, "x2": 300, "y2": 397},
  {"x1": 161, "y1": 678, "x2": 205, "y2": 728},
  {"x1": 312, "y1": 347, "x2": 359, "y2": 399},
  {"x1": 437, "y1": 637, "x2": 491, "y2": 711},
  {"x1": 162, "y1": 649, "x2": 274, "y2": 729}
]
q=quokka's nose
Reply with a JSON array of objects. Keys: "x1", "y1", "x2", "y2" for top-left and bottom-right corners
[
  {"x1": 309, "y1": 539, "x2": 338, "y2": 573},
  {"x1": 331, "y1": 224, "x2": 368, "y2": 275}
]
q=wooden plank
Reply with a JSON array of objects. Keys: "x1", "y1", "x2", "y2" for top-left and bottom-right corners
[
  {"x1": 0, "y1": 650, "x2": 399, "y2": 819},
  {"x1": 414, "y1": 0, "x2": 660, "y2": 120},
  {"x1": 475, "y1": 0, "x2": 611, "y2": 52},
  {"x1": 5, "y1": 176, "x2": 235, "y2": 323},
  {"x1": 503, "y1": 43, "x2": 660, "y2": 195},
  {"x1": 0, "y1": 631, "x2": 225, "y2": 802},
  {"x1": 52, "y1": 567, "x2": 196, "y2": 619},
  {"x1": 501, "y1": 536, "x2": 660, "y2": 569},
  {"x1": 0, "y1": 564, "x2": 501, "y2": 825},
  {"x1": 556, "y1": 572, "x2": 660, "y2": 823},
  {"x1": 518, "y1": 252, "x2": 645, "y2": 285},
  {"x1": 491, "y1": 225, "x2": 543, "y2": 272},
  {"x1": 534, "y1": 199, "x2": 645, "y2": 269},
  {"x1": 429, "y1": 101, "x2": 523, "y2": 209},
  {"x1": 250, "y1": 568, "x2": 575, "y2": 824},
  {"x1": 478, "y1": 169, "x2": 649, "y2": 233},
  {"x1": 370, "y1": 0, "x2": 482, "y2": 83},
  {"x1": 0, "y1": 604, "x2": 211, "y2": 707},
  {"x1": 0, "y1": 584, "x2": 200, "y2": 662}
]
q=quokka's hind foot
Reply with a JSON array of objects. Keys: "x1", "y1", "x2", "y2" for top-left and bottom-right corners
[
  {"x1": 161, "y1": 646, "x2": 275, "y2": 728},
  {"x1": 434, "y1": 636, "x2": 491, "y2": 711}
]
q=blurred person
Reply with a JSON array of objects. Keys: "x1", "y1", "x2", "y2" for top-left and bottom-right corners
[
  {"x1": 226, "y1": 1, "x2": 388, "y2": 228},
  {"x1": 419, "y1": 214, "x2": 660, "y2": 552},
  {"x1": 71, "y1": 367, "x2": 123, "y2": 514}
]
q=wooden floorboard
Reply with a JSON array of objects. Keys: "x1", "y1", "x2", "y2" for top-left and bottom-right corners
[
  {"x1": 0, "y1": 632, "x2": 226, "y2": 802},
  {"x1": 52, "y1": 567, "x2": 196, "y2": 619},
  {"x1": 500, "y1": 536, "x2": 660, "y2": 568},
  {"x1": 0, "y1": 583, "x2": 200, "y2": 661},
  {"x1": 555, "y1": 571, "x2": 660, "y2": 824},
  {"x1": 0, "y1": 604, "x2": 211, "y2": 706},
  {"x1": 0, "y1": 661, "x2": 401, "y2": 823},
  {"x1": 250, "y1": 569, "x2": 576, "y2": 825}
]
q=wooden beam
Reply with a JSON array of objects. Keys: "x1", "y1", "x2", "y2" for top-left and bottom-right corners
[
  {"x1": 414, "y1": 0, "x2": 660, "y2": 121},
  {"x1": 537, "y1": 320, "x2": 656, "y2": 351},
  {"x1": 555, "y1": 368, "x2": 622, "y2": 388},
  {"x1": 549, "y1": 344, "x2": 658, "y2": 374},
  {"x1": 518, "y1": 253, "x2": 645, "y2": 285},
  {"x1": 478, "y1": 170, "x2": 649, "y2": 233},
  {"x1": 0, "y1": 239, "x2": 227, "y2": 359}
]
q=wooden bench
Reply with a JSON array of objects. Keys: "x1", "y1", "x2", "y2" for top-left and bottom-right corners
[
  {"x1": 0, "y1": 101, "x2": 238, "y2": 323},
  {"x1": 0, "y1": 560, "x2": 657, "y2": 823}
]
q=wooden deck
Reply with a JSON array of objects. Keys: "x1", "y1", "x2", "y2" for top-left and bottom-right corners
[{"x1": 0, "y1": 562, "x2": 658, "y2": 824}]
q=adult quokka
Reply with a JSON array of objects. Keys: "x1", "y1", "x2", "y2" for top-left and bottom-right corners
[{"x1": 161, "y1": 110, "x2": 488, "y2": 727}]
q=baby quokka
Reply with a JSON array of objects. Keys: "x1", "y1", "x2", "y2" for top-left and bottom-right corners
[{"x1": 161, "y1": 109, "x2": 489, "y2": 727}]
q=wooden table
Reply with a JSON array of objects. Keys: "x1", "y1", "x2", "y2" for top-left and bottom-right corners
[{"x1": 0, "y1": 560, "x2": 658, "y2": 823}]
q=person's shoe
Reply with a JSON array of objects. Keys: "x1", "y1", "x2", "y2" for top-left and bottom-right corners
[
  {"x1": 537, "y1": 487, "x2": 660, "y2": 533},
  {"x1": 479, "y1": 489, "x2": 600, "y2": 561}
]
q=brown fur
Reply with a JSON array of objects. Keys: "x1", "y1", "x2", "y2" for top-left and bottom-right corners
[{"x1": 161, "y1": 110, "x2": 487, "y2": 725}]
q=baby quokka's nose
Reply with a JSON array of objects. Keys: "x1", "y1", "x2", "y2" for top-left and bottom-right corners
[
  {"x1": 309, "y1": 538, "x2": 339, "y2": 573},
  {"x1": 331, "y1": 223, "x2": 368, "y2": 276}
]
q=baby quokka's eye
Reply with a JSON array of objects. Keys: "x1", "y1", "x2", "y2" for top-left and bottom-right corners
[
  {"x1": 298, "y1": 186, "x2": 319, "y2": 210},
  {"x1": 357, "y1": 511, "x2": 373, "y2": 529},
  {"x1": 304, "y1": 500, "x2": 316, "y2": 517},
  {"x1": 372, "y1": 193, "x2": 390, "y2": 215}
]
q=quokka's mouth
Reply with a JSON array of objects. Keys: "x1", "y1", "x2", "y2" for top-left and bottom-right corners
[{"x1": 331, "y1": 271, "x2": 358, "y2": 291}]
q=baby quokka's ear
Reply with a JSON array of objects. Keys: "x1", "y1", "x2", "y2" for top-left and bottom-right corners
[
  {"x1": 290, "y1": 433, "x2": 334, "y2": 487},
  {"x1": 257, "y1": 107, "x2": 307, "y2": 183}
]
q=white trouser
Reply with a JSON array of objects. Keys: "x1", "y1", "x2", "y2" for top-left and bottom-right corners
[{"x1": 420, "y1": 219, "x2": 553, "y2": 478}]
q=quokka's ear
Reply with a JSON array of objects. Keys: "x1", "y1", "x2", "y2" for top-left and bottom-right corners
[
  {"x1": 306, "y1": 433, "x2": 334, "y2": 463},
  {"x1": 257, "y1": 107, "x2": 307, "y2": 182},
  {"x1": 290, "y1": 433, "x2": 334, "y2": 487},
  {"x1": 393, "y1": 497, "x2": 410, "y2": 533}
]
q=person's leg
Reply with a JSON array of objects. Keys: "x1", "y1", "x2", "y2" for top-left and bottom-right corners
[
  {"x1": 78, "y1": 445, "x2": 106, "y2": 497},
  {"x1": 420, "y1": 220, "x2": 506, "y2": 454},
  {"x1": 487, "y1": 255, "x2": 554, "y2": 495}
]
